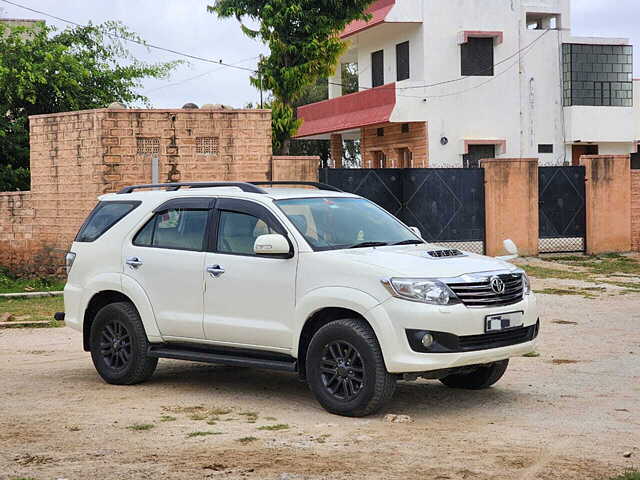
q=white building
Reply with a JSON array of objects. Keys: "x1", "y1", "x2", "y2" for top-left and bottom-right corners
[{"x1": 295, "y1": 0, "x2": 640, "y2": 168}]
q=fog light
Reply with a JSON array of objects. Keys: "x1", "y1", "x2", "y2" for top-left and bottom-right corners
[{"x1": 421, "y1": 333, "x2": 434, "y2": 348}]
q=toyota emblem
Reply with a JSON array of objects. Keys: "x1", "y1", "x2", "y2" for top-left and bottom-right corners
[{"x1": 490, "y1": 276, "x2": 506, "y2": 294}]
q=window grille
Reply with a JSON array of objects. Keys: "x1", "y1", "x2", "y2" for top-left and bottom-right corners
[
  {"x1": 137, "y1": 137, "x2": 160, "y2": 155},
  {"x1": 196, "y1": 137, "x2": 219, "y2": 155}
]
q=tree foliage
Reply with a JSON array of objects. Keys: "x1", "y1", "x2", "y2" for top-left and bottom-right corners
[
  {"x1": 0, "y1": 21, "x2": 180, "y2": 190},
  {"x1": 208, "y1": 0, "x2": 374, "y2": 154}
]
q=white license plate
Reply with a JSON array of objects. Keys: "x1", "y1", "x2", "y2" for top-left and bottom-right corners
[{"x1": 485, "y1": 312, "x2": 524, "y2": 332}]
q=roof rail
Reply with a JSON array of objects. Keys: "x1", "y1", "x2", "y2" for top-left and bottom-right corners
[
  {"x1": 250, "y1": 181, "x2": 343, "y2": 192},
  {"x1": 116, "y1": 182, "x2": 267, "y2": 195}
]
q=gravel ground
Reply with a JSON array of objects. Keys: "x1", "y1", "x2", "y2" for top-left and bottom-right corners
[{"x1": 0, "y1": 291, "x2": 639, "y2": 480}]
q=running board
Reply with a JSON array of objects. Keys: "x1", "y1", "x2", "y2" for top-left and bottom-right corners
[{"x1": 147, "y1": 345, "x2": 297, "y2": 372}]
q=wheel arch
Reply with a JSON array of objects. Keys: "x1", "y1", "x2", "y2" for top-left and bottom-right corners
[{"x1": 83, "y1": 290, "x2": 136, "y2": 351}]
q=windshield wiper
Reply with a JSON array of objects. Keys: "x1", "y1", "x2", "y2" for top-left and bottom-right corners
[
  {"x1": 348, "y1": 241, "x2": 389, "y2": 249},
  {"x1": 393, "y1": 239, "x2": 425, "y2": 246}
]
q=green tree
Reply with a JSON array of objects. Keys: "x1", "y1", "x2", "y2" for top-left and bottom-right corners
[
  {"x1": 0, "y1": 21, "x2": 180, "y2": 190},
  {"x1": 208, "y1": 0, "x2": 374, "y2": 154}
]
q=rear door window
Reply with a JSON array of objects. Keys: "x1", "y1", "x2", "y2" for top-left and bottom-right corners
[
  {"x1": 75, "y1": 201, "x2": 140, "y2": 242},
  {"x1": 133, "y1": 208, "x2": 209, "y2": 251}
]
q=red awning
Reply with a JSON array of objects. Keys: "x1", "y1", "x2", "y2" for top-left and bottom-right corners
[
  {"x1": 295, "y1": 84, "x2": 396, "y2": 138},
  {"x1": 340, "y1": 0, "x2": 395, "y2": 39}
]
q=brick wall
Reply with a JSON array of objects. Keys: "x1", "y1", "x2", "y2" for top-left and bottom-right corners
[
  {"x1": 361, "y1": 121, "x2": 427, "y2": 168},
  {"x1": 1, "y1": 106, "x2": 322, "y2": 274},
  {"x1": 632, "y1": 170, "x2": 640, "y2": 252},
  {"x1": 272, "y1": 156, "x2": 320, "y2": 182}
]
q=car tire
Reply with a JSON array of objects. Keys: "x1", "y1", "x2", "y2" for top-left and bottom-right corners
[
  {"x1": 306, "y1": 318, "x2": 396, "y2": 417},
  {"x1": 90, "y1": 302, "x2": 158, "y2": 385},
  {"x1": 439, "y1": 359, "x2": 509, "y2": 390}
]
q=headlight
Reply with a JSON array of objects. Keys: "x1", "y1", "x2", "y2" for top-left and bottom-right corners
[
  {"x1": 522, "y1": 271, "x2": 531, "y2": 295},
  {"x1": 382, "y1": 278, "x2": 460, "y2": 305}
]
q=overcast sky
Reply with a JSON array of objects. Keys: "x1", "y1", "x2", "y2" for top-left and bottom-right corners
[{"x1": 1, "y1": 0, "x2": 638, "y2": 108}]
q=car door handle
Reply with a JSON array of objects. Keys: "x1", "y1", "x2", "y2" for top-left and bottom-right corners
[
  {"x1": 126, "y1": 256, "x2": 144, "y2": 268},
  {"x1": 206, "y1": 264, "x2": 225, "y2": 278}
]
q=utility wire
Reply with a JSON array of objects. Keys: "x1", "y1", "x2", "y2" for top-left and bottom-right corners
[{"x1": 0, "y1": 0, "x2": 258, "y2": 74}]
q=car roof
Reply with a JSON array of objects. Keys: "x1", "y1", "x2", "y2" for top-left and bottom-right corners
[{"x1": 99, "y1": 187, "x2": 359, "y2": 203}]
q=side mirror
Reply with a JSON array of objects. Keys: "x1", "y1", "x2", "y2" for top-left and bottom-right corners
[
  {"x1": 497, "y1": 239, "x2": 519, "y2": 261},
  {"x1": 254, "y1": 234, "x2": 291, "y2": 256},
  {"x1": 408, "y1": 226, "x2": 422, "y2": 238}
]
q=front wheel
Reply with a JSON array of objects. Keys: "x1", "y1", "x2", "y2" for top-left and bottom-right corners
[
  {"x1": 439, "y1": 359, "x2": 509, "y2": 389},
  {"x1": 90, "y1": 302, "x2": 157, "y2": 385},
  {"x1": 306, "y1": 319, "x2": 396, "y2": 417}
]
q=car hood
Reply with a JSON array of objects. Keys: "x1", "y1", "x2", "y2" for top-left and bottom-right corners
[{"x1": 326, "y1": 244, "x2": 518, "y2": 278}]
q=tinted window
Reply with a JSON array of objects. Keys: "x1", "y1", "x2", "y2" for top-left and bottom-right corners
[
  {"x1": 372, "y1": 50, "x2": 384, "y2": 87},
  {"x1": 133, "y1": 208, "x2": 208, "y2": 251},
  {"x1": 217, "y1": 211, "x2": 276, "y2": 256},
  {"x1": 76, "y1": 201, "x2": 140, "y2": 242},
  {"x1": 396, "y1": 41, "x2": 410, "y2": 81},
  {"x1": 461, "y1": 37, "x2": 494, "y2": 76}
]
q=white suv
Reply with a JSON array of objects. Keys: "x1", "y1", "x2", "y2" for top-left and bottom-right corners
[{"x1": 60, "y1": 181, "x2": 539, "y2": 417}]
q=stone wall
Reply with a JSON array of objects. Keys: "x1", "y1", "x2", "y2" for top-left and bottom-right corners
[
  {"x1": 361, "y1": 122, "x2": 428, "y2": 168},
  {"x1": 631, "y1": 170, "x2": 640, "y2": 252},
  {"x1": 0, "y1": 107, "x2": 317, "y2": 274}
]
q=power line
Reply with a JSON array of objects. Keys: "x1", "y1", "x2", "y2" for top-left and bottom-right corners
[
  {"x1": 0, "y1": 0, "x2": 258, "y2": 74},
  {"x1": 144, "y1": 56, "x2": 259, "y2": 94},
  {"x1": 327, "y1": 28, "x2": 550, "y2": 96}
]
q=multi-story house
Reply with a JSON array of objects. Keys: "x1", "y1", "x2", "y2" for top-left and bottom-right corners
[{"x1": 295, "y1": 0, "x2": 640, "y2": 168}]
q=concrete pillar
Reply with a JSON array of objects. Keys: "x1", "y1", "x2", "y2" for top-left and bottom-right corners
[
  {"x1": 482, "y1": 158, "x2": 539, "y2": 257},
  {"x1": 580, "y1": 155, "x2": 631, "y2": 254},
  {"x1": 631, "y1": 169, "x2": 640, "y2": 252},
  {"x1": 330, "y1": 134, "x2": 343, "y2": 168}
]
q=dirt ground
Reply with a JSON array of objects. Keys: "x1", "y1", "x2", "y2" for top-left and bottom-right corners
[{"x1": 1, "y1": 288, "x2": 639, "y2": 480}]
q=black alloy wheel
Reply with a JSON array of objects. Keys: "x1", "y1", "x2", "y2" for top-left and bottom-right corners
[
  {"x1": 99, "y1": 319, "x2": 132, "y2": 371},
  {"x1": 320, "y1": 340, "x2": 365, "y2": 401}
]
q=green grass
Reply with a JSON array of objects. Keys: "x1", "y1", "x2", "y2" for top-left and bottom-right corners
[
  {"x1": 522, "y1": 351, "x2": 541, "y2": 358},
  {"x1": 187, "y1": 431, "x2": 222, "y2": 438},
  {"x1": 0, "y1": 271, "x2": 65, "y2": 294},
  {"x1": 0, "y1": 295, "x2": 65, "y2": 327},
  {"x1": 127, "y1": 423, "x2": 155, "y2": 431},
  {"x1": 541, "y1": 254, "x2": 640, "y2": 276},
  {"x1": 522, "y1": 265, "x2": 589, "y2": 281},
  {"x1": 610, "y1": 471, "x2": 640, "y2": 480},
  {"x1": 534, "y1": 287, "x2": 597, "y2": 299},
  {"x1": 159, "y1": 415, "x2": 176, "y2": 422},
  {"x1": 257, "y1": 423, "x2": 289, "y2": 431},
  {"x1": 236, "y1": 436, "x2": 258, "y2": 444}
]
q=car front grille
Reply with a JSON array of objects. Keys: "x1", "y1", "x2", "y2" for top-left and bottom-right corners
[{"x1": 447, "y1": 272, "x2": 524, "y2": 307}]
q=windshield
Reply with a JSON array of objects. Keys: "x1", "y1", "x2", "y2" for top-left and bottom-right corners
[{"x1": 275, "y1": 197, "x2": 423, "y2": 251}]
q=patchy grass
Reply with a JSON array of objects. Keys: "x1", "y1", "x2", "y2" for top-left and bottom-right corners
[
  {"x1": 544, "y1": 253, "x2": 640, "y2": 276},
  {"x1": 159, "y1": 415, "x2": 176, "y2": 422},
  {"x1": 189, "y1": 413, "x2": 209, "y2": 421},
  {"x1": 0, "y1": 271, "x2": 65, "y2": 294},
  {"x1": 522, "y1": 351, "x2": 541, "y2": 358},
  {"x1": 610, "y1": 472, "x2": 640, "y2": 480},
  {"x1": 263, "y1": 416, "x2": 277, "y2": 421},
  {"x1": 534, "y1": 287, "x2": 597, "y2": 299},
  {"x1": 162, "y1": 405, "x2": 232, "y2": 417},
  {"x1": 240, "y1": 411, "x2": 259, "y2": 423},
  {"x1": 186, "y1": 431, "x2": 222, "y2": 438},
  {"x1": 552, "y1": 320, "x2": 578, "y2": 325},
  {"x1": 127, "y1": 423, "x2": 155, "y2": 431},
  {"x1": 0, "y1": 295, "x2": 65, "y2": 327},
  {"x1": 550, "y1": 359, "x2": 579, "y2": 365},
  {"x1": 257, "y1": 424, "x2": 290, "y2": 431},
  {"x1": 236, "y1": 436, "x2": 258, "y2": 444}
]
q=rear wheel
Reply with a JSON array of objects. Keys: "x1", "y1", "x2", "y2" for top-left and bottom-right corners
[
  {"x1": 439, "y1": 359, "x2": 509, "y2": 389},
  {"x1": 90, "y1": 302, "x2": 157, "y2": 385},
  {"x1": 306, "y1": 319, "x2": 396, "y2": 417}
]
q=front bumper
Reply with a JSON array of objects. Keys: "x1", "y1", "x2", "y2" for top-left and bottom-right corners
[{"x1": 367, "y1": 294, "x2": 539, "y2": 373}]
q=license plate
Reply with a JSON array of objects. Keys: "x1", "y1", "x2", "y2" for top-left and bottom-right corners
[{"x1": 485, "y1": 312, "x2": 524, "y2": 332}]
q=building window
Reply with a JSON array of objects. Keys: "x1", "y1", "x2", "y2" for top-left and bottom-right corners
[
  {"x1": 396, "y1": 41, "x2": 410, "y2": 81},
  {"x1": 526, "y1": 13, "x2": 560, "y2": 30},
  {"x1": 401, "y1": 123, "x2": 410, "y2": 133},
  {"x1": 196, "y1": 136, "x2": 219, "y2": 155},
  {"x1": 376, "y1": 128, "x2": 384, "y2": 137},
  {"x1": 463, "y1": 144, "x2": 495, "y2": 168},
  {"x1": 538, "y1": 144, "x2": 554, "y2": 154},
  {"x1": 371, "y1": 50, "x2": 384, "y2": 87},
  {"x1": 136, "y1": 137, "x2": 160, "y2": 155},
  {"x1": 461, "y1": 37, "x2": 494, "y2": 76},
  {"x1": 562, "y1": 43, "x2": 633, "y2": 107},
  {"x1": 341, "y1": 62, "x2": 359, "y2": 95}
]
